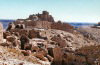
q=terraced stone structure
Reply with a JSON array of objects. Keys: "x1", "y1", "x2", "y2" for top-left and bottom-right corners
[{"x1": 12, "y1": 11, "x2": 73, "y2": 31}]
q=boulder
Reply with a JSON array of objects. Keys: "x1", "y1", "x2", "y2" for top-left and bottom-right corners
[
  {"x1": 3, "y1": 31, "x2": 11, "y2": 39},
  {"x1": 31, "y1": 46, "x2": 40, "y2": 52},
  {"x1": 51, "y1": 46, "x2": 63, "y2": 65},
  {"x1": 12, "y1": 39, "x2": 21, "y2": 48},
  {"x1": 46, "y1": 54, "x2": 54, "y2": 62},
  {"x1": 21, "y1": 50, "x2": 31, "y2": 56},
  {"x1": 6, "y1": 22, "x2": 15, "y2": 31},
  {"x1": 14, "y1": 32, "x2": 20, "y2": 37},
  {"x1": 20, "y1": 35, "x2": 29, "y2": 50},
  {"x1": 6, "y1": 36, "x2": 16, "y2": 42},
  {"x1": 35, "y1": 51, "x2": 48, "y2": 61},
  {"x1": 28, "y1": 29, "x2": 40, "y2": 39},
  {"x1": 51, "y1": 35, "x2": 67, "y2": 48},
  {"x1": 24, "y1": 44, "x2": 32, "y2": 50}
]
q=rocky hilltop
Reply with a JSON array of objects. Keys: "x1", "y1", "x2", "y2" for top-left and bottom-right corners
[
  {"x1": 0, "y1": 11, "x2": 100, "y2": 65},
  {"x1": 9, "y1": 11, "x2": 73, "y2": 32}
]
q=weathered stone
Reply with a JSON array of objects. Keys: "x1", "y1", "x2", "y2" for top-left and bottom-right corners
[
  {"x1": 20, "y1": 35, "x2": 29, "y2": 50},
  {"x1": 14, "y1": 32, "x2": 20, "y2": 37},
  {"x1": 33, "y1": 21, "x2": 51, "y2": 29},
  {"x1": 35, "y1": 51, "x2": 48, "y2": 61},
  {"x1": 7, "y1": 22, "x2": 15, "y2": 31},
  {"x1": 46, "y1": 54, "x2": 54, "y2": 62},
  {"x1": 0, "y1": 23, "x2": 3, "y2": 43},
  {"x1": 12, "y1": 39, "x2": 20, "y2": 48},
  {"x1": 15, "y1": 24, "x2": 21, "y2": 29},
  {"x1": 12, "y1": 11, "x2": 74, "y2": 32},
  {"x1": 30, "y1": 38, "x2": 48, "y2": 48},
  {"x1": 31, "y1": 46, "x2": 40, "y2": 52},
  {"x1": 47, "y1": 47, "x2": 54, "y2": 57},
  {"x1": 20, "y1": 24, "x2": 25, "y2": 29},
  {"x1": 28, "y1": 15, "x2": 39, "y2": 21},
  {"x1": 39, "y1": 48, "x2": 48, "y2": 56},
  {"x1": 51, "y1": 46, "x2": 63, "y2": 65},
  {"x1": 19, "y1": 62, "x2": 24, "y2": 65},
  {"x1": 6, "y1": 36, "x2": 16, "y2": 42},
  {"x1": 51, "y1": 22, "x2": 74, "y2": 32},
  {"x1": 15, "y1": 24, "x2": 25, "y2": 29},
  {"x1": 3, "y1": 31, "x2": 11, "y2": 39},
  {"x1": 39, "y1": 31, "x2": 48, "y2": 40},
  {"x1": 28, "y1": 29, "x2": 40, "y2": 39},
  {"x1": 21, "y1": 50, "x2": 31, "y2": 56},
  {"x1": 51, "y1": 35, "x2": 67, "y2": 48},
  {"x1": 28, "y1": 11, "x2": 54, "y2": 22},
  {"x1": 9, "y1": 29, "x2": 29, "y2": 37},
  {"x1": 24, "y1": 44, "x2": 32, "y2": 50}
]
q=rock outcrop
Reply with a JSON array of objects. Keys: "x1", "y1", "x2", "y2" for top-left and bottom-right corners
[{"x1": 0, "y1": 23, "x2": 3, "y2": 43}]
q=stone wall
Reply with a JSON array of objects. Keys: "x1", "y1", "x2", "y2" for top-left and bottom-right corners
[
  {"x1": 51, "y1": 22, "x2": 74, "y2": 31},
  {"x1": 9, "y1": 29, "x2": 40, "y2": 39},
  {"x1": 14, "y1": 20, "x2": 51, "y2": 29},
  {"x1": 29, "y1": 11, "x2": 54, "y2": 22},
  {"x1": 34, "y1": 21, "x2": 51, "y2": 29},
  {"x1": 12, "y1": 11, "x2": 74, "y2": 32}
]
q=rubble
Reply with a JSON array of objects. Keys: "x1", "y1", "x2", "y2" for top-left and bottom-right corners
[{"x1": 0, "y1": 11, "x2": 98, "y2": 65}]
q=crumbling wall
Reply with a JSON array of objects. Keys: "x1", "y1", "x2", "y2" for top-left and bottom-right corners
[
  {"x1": 14, "y1": 20, "x2": 51, "y2": 29},
  {"x1": 34, "y1": 21, "x2": 51, "y2": 29},
  {"x1": 29, "y1": 11, "x2": 54, "y2": 22},
  {"x1": 12, "y1": 11, "x2": 74, "y2": 32},
  {"x1": 51, "y1": 22, "x2": 74, "y2": 32}
]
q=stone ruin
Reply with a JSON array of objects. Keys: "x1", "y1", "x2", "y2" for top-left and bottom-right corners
[
  {"x1": 9, "y1": 11, "x2": 73, "y2": 32},
  {"x1": 29, "y1": 11, "x2": 54, "y2": 22},
  {"x1": 4, "y1": 11, "x2": 76, "y2": 65},
  {"x1": 1, "y1": 11, "x2": 100, "y2": 65}
]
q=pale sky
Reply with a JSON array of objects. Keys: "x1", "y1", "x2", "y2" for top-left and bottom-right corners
[{"x1": 0, "y1": 0, "x2": 100, "y2": 23}]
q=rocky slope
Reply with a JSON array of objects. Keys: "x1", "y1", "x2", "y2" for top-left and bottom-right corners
[
  {"x1": 77, "y1": 26, "x2": 100, "y2": 44},
  {"x1": 0, "y1": 11, "x2": 99, "y2": 65}
]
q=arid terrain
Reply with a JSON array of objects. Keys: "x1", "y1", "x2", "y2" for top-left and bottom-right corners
[{"x1": 0, "y1": 11, "x2": 100, "y2": 65}]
